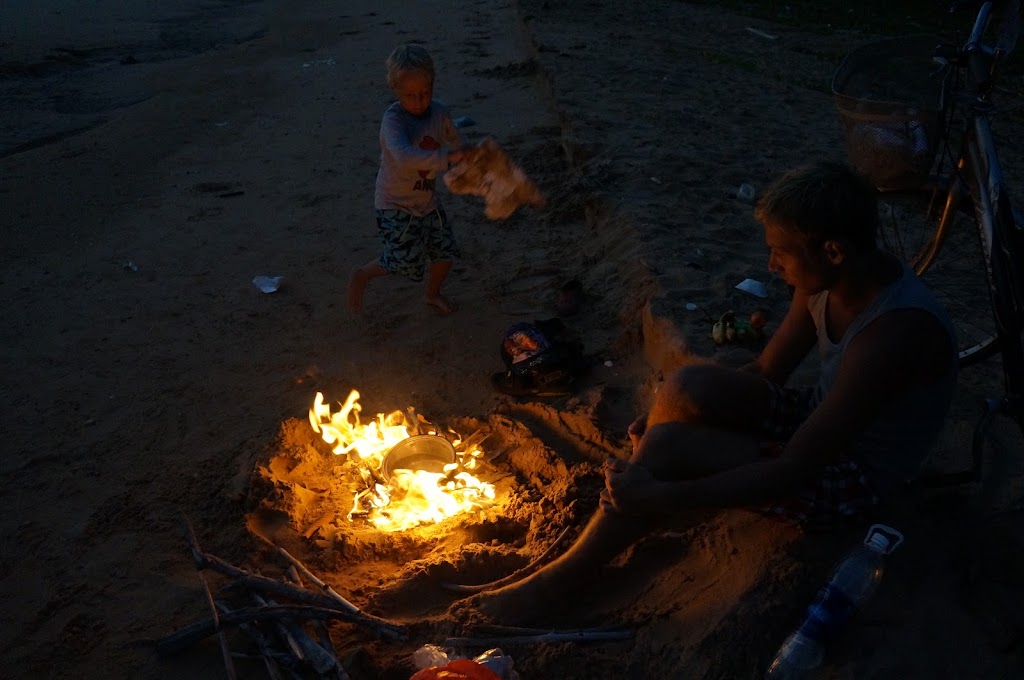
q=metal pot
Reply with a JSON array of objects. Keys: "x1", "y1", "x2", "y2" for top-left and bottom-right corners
[{"x1": 380, "y1": 434, "x2": 456, "y2": 480}]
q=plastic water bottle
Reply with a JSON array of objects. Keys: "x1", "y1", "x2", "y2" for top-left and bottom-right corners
[{"x1": 764, "y1": 524, "x2": 904, "y2": 679}]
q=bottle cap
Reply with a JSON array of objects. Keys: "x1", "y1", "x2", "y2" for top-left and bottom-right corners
[{"x1": 863, "y1": 524, "x2": 904, "y2": 554}]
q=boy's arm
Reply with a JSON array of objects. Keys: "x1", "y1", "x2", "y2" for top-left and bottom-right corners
[
  {"x1": 611, "y1": 309, "x2": 952, "y2": 512},
  {"x1": 742, "y1": 288, "x2": 816, "y2": 383},
  {"x1": 380, "y1": 108, "x2": 452, "y2": 173},
  {"x1": 440, "y1": 110, "x2": 467, "y2": 150}
]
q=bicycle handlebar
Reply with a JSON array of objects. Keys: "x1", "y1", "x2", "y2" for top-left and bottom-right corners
[
  {"x1": 965, "y1": 1, "x2": 996, "y2": 87},
  {"x1": 967, "y1": 1, "x2": 994, "y2": 46}
]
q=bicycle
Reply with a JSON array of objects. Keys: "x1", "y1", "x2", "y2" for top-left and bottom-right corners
[{"x1": 832, "y1": 1, "x2": 1024, "y2": 493}]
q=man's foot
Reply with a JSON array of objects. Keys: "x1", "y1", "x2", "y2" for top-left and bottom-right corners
[
  {"x1": 348, "y1": 270, "x2": 369, "y2": 314},
  {"x1": 425, "y1": 294, "x2": 457, "y2": 315},
  {"x1": 455, "y1": 573, "x2": 560, "y2": 626}
]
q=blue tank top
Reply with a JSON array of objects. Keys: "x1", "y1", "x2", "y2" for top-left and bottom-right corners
[{"x1": 806, "y1": 263, "x2": 958, "y2": 494}]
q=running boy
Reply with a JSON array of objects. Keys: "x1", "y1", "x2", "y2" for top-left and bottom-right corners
[{"x1": 347, "y1": 44, "x2": 474, "y2": 315}]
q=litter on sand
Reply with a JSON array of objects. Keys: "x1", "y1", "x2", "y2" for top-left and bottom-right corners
[
  {"x1": 734, "y1": 278, "x2": 768, "y2": 298},
  {"x1": 252, "y1": 275, "x2": 283, "y2": 293}
]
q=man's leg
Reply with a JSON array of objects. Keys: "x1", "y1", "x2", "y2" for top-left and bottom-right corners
[
  {"x1": 467, "y1": 364, "x2": 774, "y2": 623},
  {"x1": 646, "y1": 362, "x2": 775, "y2": 436}
]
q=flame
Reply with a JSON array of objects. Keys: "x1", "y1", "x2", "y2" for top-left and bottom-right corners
[{"x1": 309, "y1": 390, "x2": 495, "y2": 532}]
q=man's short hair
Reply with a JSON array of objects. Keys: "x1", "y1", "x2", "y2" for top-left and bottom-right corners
[
  {"x1": 386, "y1": 44, "x2": 435, "y2": 89},
  {"x1": 754, "y1": 161, "x2": 880, "y2": 251}
]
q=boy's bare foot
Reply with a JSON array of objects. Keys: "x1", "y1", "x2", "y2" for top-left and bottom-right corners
[
  {"x1": 348, "y1": 270, "x2": 369, "y2": 314},
  {"x1": 424, "y1": 294, "x2": 457, "y2": 315}
]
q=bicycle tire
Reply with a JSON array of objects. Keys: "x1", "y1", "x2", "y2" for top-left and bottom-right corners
[
  {"x1": 876, "y1": 188, "x2": 1001, "y2": 365},
  {"x1": 971, "y1": 401, "x2": 1024, "y2": 512}
]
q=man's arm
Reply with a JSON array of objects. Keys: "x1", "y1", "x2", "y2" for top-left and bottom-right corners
[
  {"x1": 741, "y1": 288, "x2": 816, "y2": 383},
  {"x1": 608, "y1": 308, "x2": 952, "y2": 512}
]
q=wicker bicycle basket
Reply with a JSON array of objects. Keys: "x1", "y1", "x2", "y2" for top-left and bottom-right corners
[{"x1": 832, "y1": 36, "x2": 950, "y2": 190}]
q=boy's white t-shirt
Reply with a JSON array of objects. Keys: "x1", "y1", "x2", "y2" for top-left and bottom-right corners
[{"x1": 374, "y1": 100, "x2": 464, "y2": 217}]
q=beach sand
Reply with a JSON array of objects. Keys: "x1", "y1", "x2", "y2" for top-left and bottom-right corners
[{"x1": 2, "y1": 0, "x2": 1023, "y2": 678}]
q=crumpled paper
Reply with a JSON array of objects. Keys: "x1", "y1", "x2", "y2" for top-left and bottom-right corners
[{"x1": 443, "y1": 137, "x2": 545, "y2": 220}]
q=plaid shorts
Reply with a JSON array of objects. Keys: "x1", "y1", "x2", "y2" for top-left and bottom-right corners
[
  {"x1": 756, "y1": 382, "x2": 879, "y2": 529},
  {"x1": 376, "y1": 207, "x2": 460, "y2": 282}
]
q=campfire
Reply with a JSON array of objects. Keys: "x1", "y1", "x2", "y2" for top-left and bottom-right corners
[{"x1": 308, "y1": 390, "x2": 495, "y2": 532}]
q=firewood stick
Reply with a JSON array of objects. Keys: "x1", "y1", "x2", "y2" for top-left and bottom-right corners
[
  {"x1": 441, "y1": 525, "x2": 573, "y2": 593},
  {"x1": 183, "y1": 516, "x2": 237, "y2": 680},
  {"x1": 467, "y1": 623, "x2": 621, "y2": 636},
  {"x1": 178, "y1": 514, "x2": 404, "y2": 640},
  {"x1": 284, "y1": 568, "x2": 350, "y2": 680},
  {"x1": 253, "y1": 594, "x2": 307, "y2": 664},
  {"x1": 443, "y1": 629, "x2": 633, "y2": 647},
  {"x1": 157, "y1": 605, "x2": 397, "y2": 655},
  {"x1": 314, "y1": 626, "x2": 351, "y2": 680},
  {"x1": 217, "y1": 602, "x2": 289, "y2": 680},
  {"x1": 248, "y1": 523, "x2": 361, "y2": 614},
  {"x1": 195, "y1": 570, "x2": 237, "y2": 680},
  {"x1": 199, "y1": 550, "x2": 396, "y2": 632},
  {"x1": 256, "y1": 593, "x2": 338, "y2": 675}
]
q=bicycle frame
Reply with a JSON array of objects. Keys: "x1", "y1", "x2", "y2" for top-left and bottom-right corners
[
  {"x1": 921, "y1": 1, "x2": 1024, "y2": 483},
  {"x1": 960, "y1": 2, "x2": 1024, "y2": 402}
]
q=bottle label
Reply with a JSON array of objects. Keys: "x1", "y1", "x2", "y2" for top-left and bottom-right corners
[{"x1": 798, "y1": 583, "x2": 859, "y2": 641}]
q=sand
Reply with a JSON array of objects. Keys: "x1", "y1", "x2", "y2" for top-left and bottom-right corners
[{"x1": 2, "y1": 0, "x2": 1023, "y2": 678}]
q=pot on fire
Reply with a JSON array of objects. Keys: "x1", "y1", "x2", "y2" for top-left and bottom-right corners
[{"x1": 380, "y1": 434, "x2": 456, "y2": 480}]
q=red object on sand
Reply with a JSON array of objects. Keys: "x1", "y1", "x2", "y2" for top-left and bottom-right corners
[{"x1": 410, "y1": 658, "x2": 503, "y2": 680}]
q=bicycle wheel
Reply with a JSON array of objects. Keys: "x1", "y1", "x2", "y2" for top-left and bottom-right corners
[{"x1": 876, "y1": 189, "x2": 1000, "y2": 365}]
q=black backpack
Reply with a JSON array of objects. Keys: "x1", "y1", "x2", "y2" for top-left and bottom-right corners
[{"x1": 492, "y1": 319, "x2": 587, "y2": 396}]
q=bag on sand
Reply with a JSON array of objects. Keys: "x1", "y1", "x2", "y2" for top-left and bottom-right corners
[
  {"x1": 443, "y1": 137, "x2": 545, "y2": 220},
  {"x1": 491, "y1": 319, "x2": 588, "y2": 397},
  {"x1": 410, "y1": 658, "x2": 502, "y2": 680}
]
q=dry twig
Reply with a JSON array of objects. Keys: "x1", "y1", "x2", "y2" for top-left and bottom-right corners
[
  {"x1": 217, "y1": 602, "x2": 289, "y2": 680},
  {"x1": 158, "y1": 605, "x2": 388, "y2": 655},
  {"x1": 443, "y1": 629, "x2": 633, "y2": 647},
  {"x1": 176, "y1": 514, "x2": 405, "y2": 641},
  {"x1": 284, "y1": 567, "x2": 351, "y2": 680},
  {"x1": 254, "y1": 593, "x2": 338, "y2": 675},
  {"x1": 249, "y1": 523, "x2": 361, "y2": 614},
  {"x1": 183, "y1": 517, "x2": 238, "y2": 680}
]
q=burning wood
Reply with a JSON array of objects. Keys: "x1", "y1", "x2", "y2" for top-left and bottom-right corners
[{"x1": 309, "y1": 390, "x2": 497, "y2": 532}]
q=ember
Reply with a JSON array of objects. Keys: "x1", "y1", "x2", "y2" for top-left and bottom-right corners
[{"x1": 308, "y1": 390, "x2": 495, "y2": 532}]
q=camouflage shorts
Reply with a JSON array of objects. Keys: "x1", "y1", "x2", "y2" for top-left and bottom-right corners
[
  {"x1": 757, "y1": 381, "x2": 879, "y2": 529},
  {"x1": 376, "y1": 208, "x2": 460, "y2": 282}
]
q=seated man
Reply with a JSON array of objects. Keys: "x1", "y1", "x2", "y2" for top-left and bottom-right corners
[{"x1": 463, "y1": 161, "x2": 958, "y2": 623}]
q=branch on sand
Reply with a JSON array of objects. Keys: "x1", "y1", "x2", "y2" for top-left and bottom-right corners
[{"x1": 160, "y1": 514, "x2": 407, "y2": 674}]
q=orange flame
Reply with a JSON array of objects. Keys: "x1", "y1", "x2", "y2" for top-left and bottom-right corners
[{"x1": 309, "y1": 390, "x2": 495, "y2": 532}]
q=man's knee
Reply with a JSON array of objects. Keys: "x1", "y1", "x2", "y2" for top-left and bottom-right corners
[{"x1": 654, "y1": 363, "x2": 732, "y2": 423}]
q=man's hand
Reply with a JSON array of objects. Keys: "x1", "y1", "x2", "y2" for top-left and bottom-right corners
[
  {"x1": 626, "y1": 413, "x2": 647, "y2": 454},
  {"x1": 600, "y1": 457, "x2": 665, "y2": 515}
]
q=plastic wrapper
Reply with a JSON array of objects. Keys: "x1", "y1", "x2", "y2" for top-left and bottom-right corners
[{"x1": 411, "y1": 645, "x2": 519, "y2": 680}]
